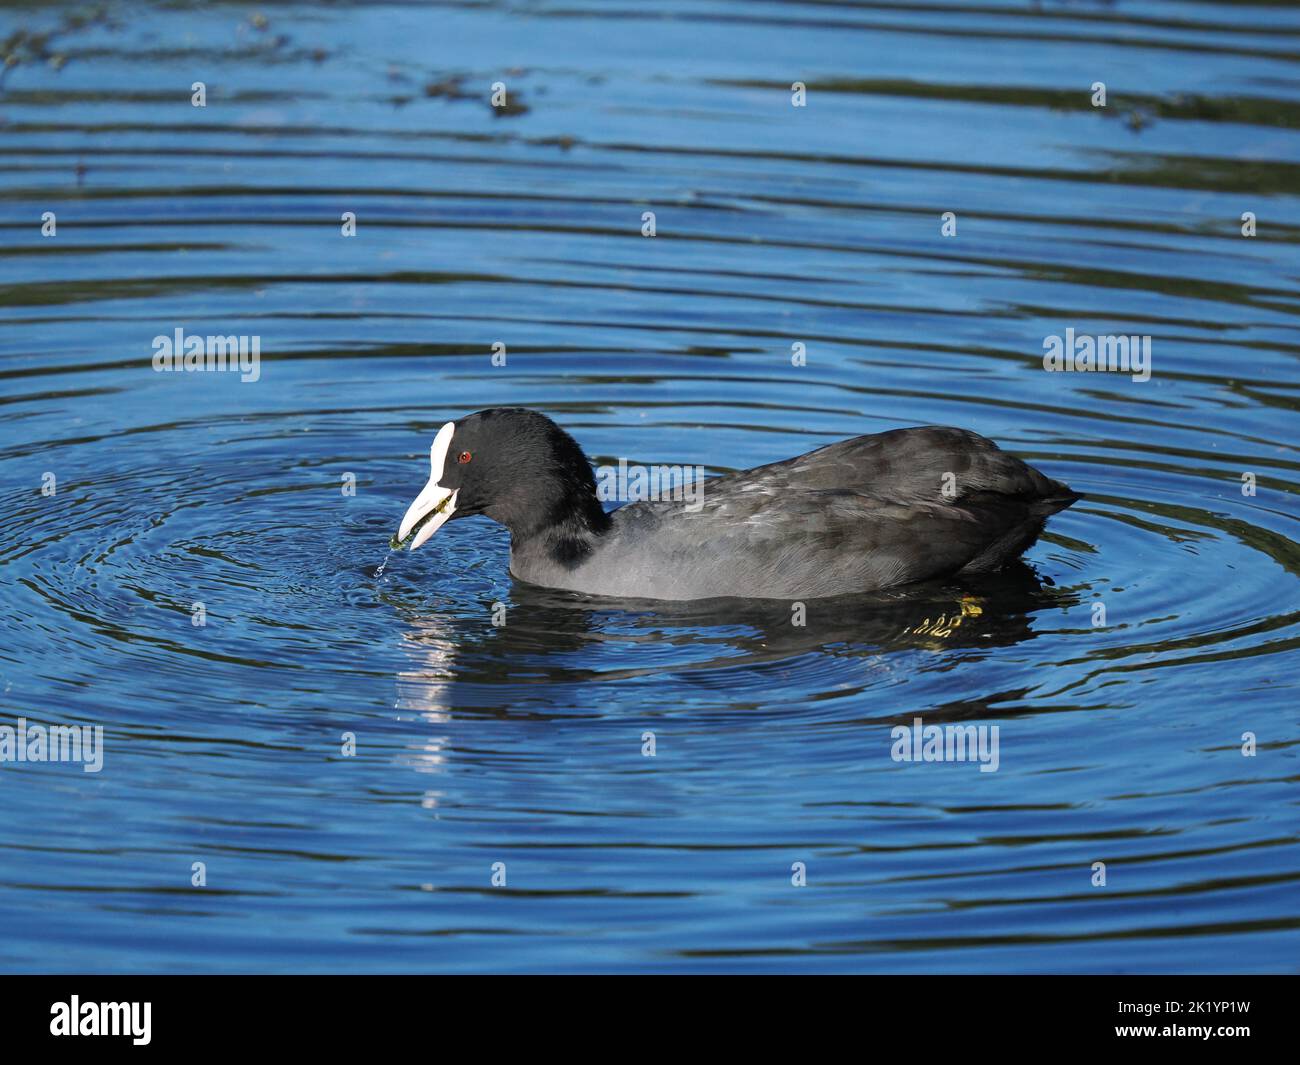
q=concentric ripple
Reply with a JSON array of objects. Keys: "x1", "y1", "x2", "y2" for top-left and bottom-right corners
[{"x1": 0, "y1": 0, "x2": 1296, "y2": 973}]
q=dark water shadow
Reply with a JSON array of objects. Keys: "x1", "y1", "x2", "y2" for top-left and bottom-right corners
[{"x1": 385, "y1": 563, "x2": 1080, "y2": 716}]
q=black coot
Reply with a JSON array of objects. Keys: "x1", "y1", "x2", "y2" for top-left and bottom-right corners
[{"x1": 394, "y1": 407, "x2": 1078, "y2": 601}]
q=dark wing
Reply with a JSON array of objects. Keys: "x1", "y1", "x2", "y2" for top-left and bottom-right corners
[
  {"x1": 595, "y1": 428, "x2": 1076, "y2": 597},
  {"x1": 709, "y1": 426, "x2": 1076, "y2": 508}
]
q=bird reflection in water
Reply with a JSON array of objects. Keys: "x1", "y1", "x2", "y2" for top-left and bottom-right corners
[{"x1": 386, "y1": 562, "x2": 1079, "y2": 735}]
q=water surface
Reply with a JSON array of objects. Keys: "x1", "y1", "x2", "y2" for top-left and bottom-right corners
[{"x1": 0, "y1": 0, "x2": 1297, "y2": 973}]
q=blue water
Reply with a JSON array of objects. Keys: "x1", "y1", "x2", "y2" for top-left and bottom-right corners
[{"x1": 0, "y1": 0, "x2": 1297, "y2": 973}]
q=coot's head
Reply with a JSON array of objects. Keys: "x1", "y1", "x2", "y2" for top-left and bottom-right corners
[{"x1": 394, "y1": 407, "x2": 609, "y2": 551}]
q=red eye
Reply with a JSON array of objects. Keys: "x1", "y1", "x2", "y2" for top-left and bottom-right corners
[{"x1": 457, "y1": 450, "x2": 472, "y2": 464}]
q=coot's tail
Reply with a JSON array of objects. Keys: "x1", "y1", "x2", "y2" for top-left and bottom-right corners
[{"x1": 958, "y1": 476, "x2": 1079, "y2": 574}]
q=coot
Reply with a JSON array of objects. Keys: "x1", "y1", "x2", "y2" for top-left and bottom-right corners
[{"x1": 394, "y1": 408, "x2": 1077, "y2": 600}]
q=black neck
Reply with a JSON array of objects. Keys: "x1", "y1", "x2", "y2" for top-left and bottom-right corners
[{"x1": 516, "y1": 481, "x2": 611, "y2": 569}]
